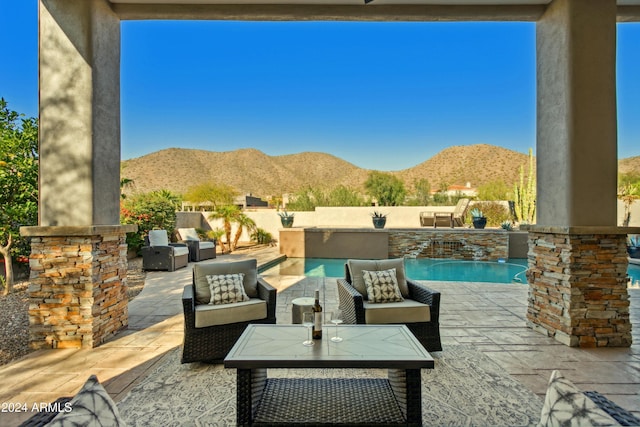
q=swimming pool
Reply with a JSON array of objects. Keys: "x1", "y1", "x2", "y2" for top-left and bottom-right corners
[
  {"x1": 263, "y1": 257, "x2": 640, "y2": 285},
  {"x1": 263, "y1": 257, "x2": 529, "y2": 283}
]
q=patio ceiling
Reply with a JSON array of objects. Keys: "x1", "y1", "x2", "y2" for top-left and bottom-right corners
[{"x1": 108, "y1": 0, "x2": 640, "y2": 22}]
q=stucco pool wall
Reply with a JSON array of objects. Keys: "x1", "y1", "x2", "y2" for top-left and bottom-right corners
[{"x1": 279, "y1": 227, "x2": 528, "y2": 261}]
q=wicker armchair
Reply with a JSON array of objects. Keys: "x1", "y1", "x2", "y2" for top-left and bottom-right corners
[
  {"x1": 177, "y1": 227, "x2": 216, "y2": 262},
  {"x1": 141, "y1": 229, "x2": 189, "y2": 272},
  {"x1": 337, "y1": 258, "x2": 442, "y2": 352},
  {"x1": 181, "y1": 259, "x2": 277, "y2": 363}
]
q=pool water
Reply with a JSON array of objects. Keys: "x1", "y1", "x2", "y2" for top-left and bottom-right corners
[{"x1": 264, "y1": 257, "x2": 640, "y2": 285}]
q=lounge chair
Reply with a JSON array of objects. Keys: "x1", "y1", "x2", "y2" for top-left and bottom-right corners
[
  {"x1": 420, "y1": 198, "x2": 470, "y2": 227},
  {"x1": 451, "y1": 198, "x2": 471, "y2": 226},
  {"x1": 181, "y1": 259, "x2": 277, "y2": 363},
  {"x1": 141, "y1": 229, "x2": 189, "y2": 272},
  {"x1": 177, "y1": 227, "x2": 216, "y2": 262},
  {"x1": 336, "y1": 258, "x2": 442, "y2": 352}
]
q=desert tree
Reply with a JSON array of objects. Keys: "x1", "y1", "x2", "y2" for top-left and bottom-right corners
[
  {"x1": 0, "y1": 99, "x2": 38, "y2": 295},
  {"x1": 184, "y1": 182, "x2": 237, "y2": 211},
  {"x1": 364, "y1": 171, "x2": 406, "y2": 206}
]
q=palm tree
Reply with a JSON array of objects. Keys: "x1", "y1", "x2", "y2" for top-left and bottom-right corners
[
  {"x1": 618, "y1": 183, "x2": 640, "y2": 227},
  {"x1": 231, "y1": 213, "x2": 256, "y2": 251},
  {"x1": 209, "y1": 205, "x2": 240, "y2": 253}
]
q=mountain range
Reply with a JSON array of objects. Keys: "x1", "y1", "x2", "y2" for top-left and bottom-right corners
[{"x1": 120, "y1": 144, "x2": 640, "y2": 198}]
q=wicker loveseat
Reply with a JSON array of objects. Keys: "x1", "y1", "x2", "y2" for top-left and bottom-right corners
[
  {"x1": 181, "y1": 259, "x2": 277, "y2": 364},
  {"x1": 337, "y1": 258, "x2": 442, "y2": 352}
]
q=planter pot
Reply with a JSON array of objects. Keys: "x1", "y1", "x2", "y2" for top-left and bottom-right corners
[
  {"x1": 372, "y1": 217, "x2": 387, "y2": 229},
  {"x1": 628, "y1": 246, "x2": 640, "y2": 259},
  {"x1": 472, "y1": 217, "x2": 487, "y2": 229},
  {"x1": 280, "y1": 217, "x2": 294, "y2": 228}
]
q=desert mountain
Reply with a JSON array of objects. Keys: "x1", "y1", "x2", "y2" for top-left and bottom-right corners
[
  {"x1": 620, "y1": 155, "x2": 640, "y2": 175},
  {"x1": 121, "y1": 147, "x2": 369, "y2": 197},
  {"x1": 121, "y1": 144, "x2": 637, "y2": 198},
  {"x1": 397, "y1": 144, "x2": 529, "y2": 191}
]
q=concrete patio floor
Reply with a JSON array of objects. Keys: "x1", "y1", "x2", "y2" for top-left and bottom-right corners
[{"x1": 1, "y1": 246, "x2": 638, "y2": 426}]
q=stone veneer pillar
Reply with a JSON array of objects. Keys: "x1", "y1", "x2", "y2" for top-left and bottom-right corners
[
  {"x1": 529, "y1": 0, "x2": 640, "y2": 347},
  {"x1": 21, "y1": 226, "x2": 134, "y2": 349},
  {"x1": 525, "y1": 227, "x2": 634, "y2": 347}
]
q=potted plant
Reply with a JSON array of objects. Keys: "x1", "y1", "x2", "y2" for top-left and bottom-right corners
[
  {"x1": 278, "y1": 211, "x2": 295, "y2": 228},
  {"x1": 628, "y1": 235, "x2": 640, "y2": 259},
  {"x1": 470, "y1": 208, "x2": 487, "y2": 229},
  {"x1": 371, "y1": 211, "x2": 387, "y2": 229}
]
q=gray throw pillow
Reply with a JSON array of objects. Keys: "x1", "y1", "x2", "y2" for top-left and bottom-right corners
[
  {"x1": 46, "y1": 375, "x2": 125, "y2": 426},
  {"x1": 347, "y1": 258, "x2": 409, "y2": 299},
  {"x1": 362, "y1": 268, "x2": 404, "y2": 303},
  {"x1": 537, "y1": 370, "x2": 617, "y2": 427},
  {"x1": 194, "y1": 259, "x2": 258, "y2": 304},
  {"x1": 206, "y1": 273, "x2": 249, "y2": 305}
]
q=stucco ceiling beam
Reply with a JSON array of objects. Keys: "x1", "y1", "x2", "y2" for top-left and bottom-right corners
[
  {"x1": 618, "y1": 5, "x2": 640, "y2": 21},
  {"x1": 112, "y1": 4, "x2": 547, "y2": 21}
]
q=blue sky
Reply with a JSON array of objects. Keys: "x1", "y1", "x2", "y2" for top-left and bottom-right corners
[{"x1": 2, "y1": 1, "x2": 639, "y2": 171}]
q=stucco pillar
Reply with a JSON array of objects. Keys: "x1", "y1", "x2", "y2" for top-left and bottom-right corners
[
  {"x1": 38, "y1": 0, "x2": 121, "y2": 227},
  {"x1": 529, "y1": 0, "x2": 638, "y2": 347},
  {"x1": 536, "y1": 0, "x2": 617, "y2": 227},
  {"x1": 21, "y1": 0, "x2": 130, "y2": 349}
]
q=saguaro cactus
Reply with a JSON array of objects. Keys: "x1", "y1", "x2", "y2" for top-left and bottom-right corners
[{"x1": 513, "y1": 148, "x2": 536, "y2": 224}]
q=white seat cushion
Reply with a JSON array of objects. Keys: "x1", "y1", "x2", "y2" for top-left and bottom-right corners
[
  {"x1": 194, "y1": 259, "x2": 259, "y2": 303},
  {"x1": 178, "y1": 227, "x2": 200, "y2": 241},
  {"x1": 199, "y1": 241, "x2": 215, "y2": 250},
  {"x1": 172, "y1": 246, "x2": 190, "y2": 257},
  {"x1": 363, "y1": 299, "x2": 431, "y2": 324},
  {"x1": 195, "y1": 298, "x2": 267, "y2": 328}
]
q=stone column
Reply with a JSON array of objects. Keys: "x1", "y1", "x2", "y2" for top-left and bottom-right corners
[
  {"x1": 21, "y1": 226, "x2": 134, "y2": 349},
  {"x1": 531, "y1": 0, "x2": 639, "y2": 347},
  {"x1": 526, "y1": 227, "x2": 633, "y2": 347},
  {"x1": 21, "y1": 0, "x2": 130, "y2": 349}
]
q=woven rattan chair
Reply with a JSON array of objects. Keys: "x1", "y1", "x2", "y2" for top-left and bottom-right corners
[
  {"x1": 337, "y1": 258, "x2": 442, "y2": 352},
  {"x1": 177, "y1": 227, "x2": 216, "y2": 262},
  {"x1": 141, "y1": 229, "x2": 189, "y2": 272},
  {"x1": 181, "y1": 259, "x2": 276, "y2": 363}
]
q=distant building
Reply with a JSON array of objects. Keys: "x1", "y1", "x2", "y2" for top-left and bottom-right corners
[
  {"x1": 235, "y1": 194, "x2": 268, "y2": 209},
  {"x1": 181, "y1": 194, "x2": 268, "y2": 211},
  {"x1": 432, "y1": 182, "x2": 478, "y2": 198}
]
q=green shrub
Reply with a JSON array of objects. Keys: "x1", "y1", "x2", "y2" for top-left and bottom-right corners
[
  {"x1": 468, "y1": 202, "x2": 510, "y2": 227},
  {"x1": 120, "y1": 190, "x2": 181, "y2": 254},
  {"x1": 251, "y1": 228, "x2": 273, "y2": 245}
]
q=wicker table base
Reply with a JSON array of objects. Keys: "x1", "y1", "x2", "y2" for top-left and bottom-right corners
[
  {"x1": 225, "y1": 325, "x2": 433, "y2": 427},
  {"x1": 254, "y1": 378, "x2": 406, "y2": 426}
]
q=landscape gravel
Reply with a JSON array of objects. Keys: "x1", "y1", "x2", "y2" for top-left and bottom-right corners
[{"x1": 0, "y1": 258, "x2": 146, "y2": 367}]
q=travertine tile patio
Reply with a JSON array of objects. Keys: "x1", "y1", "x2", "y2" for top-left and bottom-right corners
[{"x1": 0, "y1": 246, "x2": 638, "y2": 426}]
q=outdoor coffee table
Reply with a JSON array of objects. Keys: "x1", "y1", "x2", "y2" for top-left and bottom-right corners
[{"x1": 224, "y1": 324, "x2": 434, "y2": 426}]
